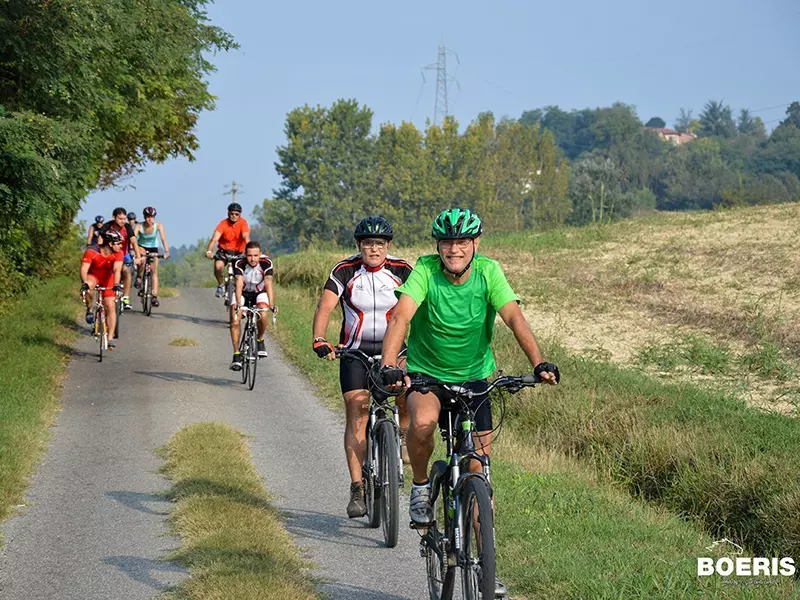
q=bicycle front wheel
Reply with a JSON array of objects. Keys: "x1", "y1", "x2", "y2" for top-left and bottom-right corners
[
  {"x1": 460, "y1": 477, "x2": 496, "y2": 600},
  {"x1": 362, "y1": 420, "x2": 379, "y2": 528},
  {"x1": 239, "y1": 328, "x2": 248, "y2": 384},
  {"x1": 425, "y1": 475, "x2": 454, "y2": 600},
  {"x1": 377, "y1": 420, "x2": 399, "y2": 547},
  {"x1": 247, "y1": 326, "x2": 258, "y2": 390},
  {"x1": 97, "y1": 308, "x2": 105, "y2": 363},
  {"x1": 142, "y1": 273, "x2": 151, "y2": 315}
]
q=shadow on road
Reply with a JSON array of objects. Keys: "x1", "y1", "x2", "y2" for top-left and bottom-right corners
[
  {"x1": 103, "y1": 555, "x2": 186, "y2": 591},
  {"x1": 156, "y1": 311, "x2": 226, "y2": 328},
  {"x1": 134, "y1": 370, "x2": 240, "y2": 387},
  {"x1": 106, "y1": 490, "x2": 171, "y2": 516},
  {"x1": 319, "y1": 581, "x2": 414, "y2": 600},
  {"x1": 280, "y1": 507, "x2": 384, "y2": 549}
]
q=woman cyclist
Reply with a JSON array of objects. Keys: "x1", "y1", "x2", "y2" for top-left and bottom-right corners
[{"x1": 134, "y1": 206, "x2": 170, "y2": 307}]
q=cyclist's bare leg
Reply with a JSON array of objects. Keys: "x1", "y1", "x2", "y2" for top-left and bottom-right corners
[
  {"x1": 396, "y1": 356, "x2": 409, "y2": 433},
  {"x1": 257, "y1": 308, "x2": 268, "y2": 338},
  {"x1": 121, "y1": 265, "x2": 132, "y2": 298},
  {"x1": 229, "y1": 305, "x2": 241, "y2": 351},
  {"x1": 84, "y1": 276, "x2": 98, "y2": 312},
  {"x1": 104, "y1": 296, "x2": 117, "y2": 337},
  {"x1": 214, "y1": 259, "x2": 224, "y2": 285},
  {"x1": 471, "y1": 430, "x2": 492, "y2": 473},
  {"x1": 407, "y1": 390, "x2": 441, "y2": 483},
  {"x1": 343, "y1": 389, "x2": 370, "y2": 483},
  {"x1": 151, "y1": 256, "x2": 159, "y2": 296}
]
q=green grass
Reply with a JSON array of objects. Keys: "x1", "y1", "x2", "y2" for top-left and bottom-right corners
[
  {"x1": 268, "y1": 282, "x2": 800, "y2": 597},
  {"x1": 169, "y1": 337, "x2": 199, "y2": 347},
  {"x1": 159, "y1": 422, "x2": 318, "y2": 600},
  {"x1": 159, "y1": 287, "x2": 181, "y2": 299},
  {"x1": 0, "y1": 276, "x2": 81, "y2": 527}
]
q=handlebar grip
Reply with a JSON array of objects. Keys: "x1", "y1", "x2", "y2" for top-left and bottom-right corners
[{"x1": 521, "y1": 374, "x2": 539, "y2": 385}]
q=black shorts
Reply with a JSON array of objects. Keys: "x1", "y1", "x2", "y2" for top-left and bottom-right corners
[
  {"x1": 141, "y1": 246, "x2": 158, "y2": 254},
  {"x1": 215, "y1": 249, "x2": 241, "y2": 263},
  {"x1": 339, "y1": 341, "x2": 382, "y2": 394},
  {"x1": 408, "y1": 373, "x2": 492, "y2": 432}
]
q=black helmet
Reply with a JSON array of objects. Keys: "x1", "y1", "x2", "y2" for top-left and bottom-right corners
[
  {"x1": 126, "y1": 211, "x2": 137, "y2": 221},
  {"x1": 354, "y1": 216, "x2": 393, "y2": 241},
  {"x1": 143, "y1": 206, "x2": 156, "y2": 217},
  {"x1": 227, "y1": 202, "x2": 242, "y2": 213},
  {"x1": 94, "y1": 215, "x2": 104, "y2": 224},
  {"x1": 102, "y1": 229, "x2": 123, "y2": 245}
]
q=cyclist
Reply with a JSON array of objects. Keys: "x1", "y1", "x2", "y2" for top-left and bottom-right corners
[
  {"x1": 134, "y1": 206, "x2": 170, "y2": 307},
  {"x1": 230, "y1": 241, "x2": 277, "y2": 370},
  {"x1": 204, "y1": 202, "x2": 250, "y2": 298},
  {"x1": 80, "y1": 229, "x2": 124, "y2": 348},
  {"x1": 100, "y1": 207, "x2": 141, "y2": 311},
  {"x1": 127, "y1": 211, "x2": 138, "y2": 230},
  {"x1": 87, "y1": 215, "x2": 105, "y2": 246},
  {"x1": 380, "y1": 208, "x2": 558, "y2": 594},
  {"x1": 312, "y1": 216, "x2": 413, "y2": 519}
]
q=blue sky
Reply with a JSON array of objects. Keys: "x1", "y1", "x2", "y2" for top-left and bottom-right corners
[{"x1": 79, "y1": 0, "x2": 800, "y2": 247}]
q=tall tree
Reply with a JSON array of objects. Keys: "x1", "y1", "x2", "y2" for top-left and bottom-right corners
[
  {"x1": 697, "y1": 100, "x2": 736, "y2": 138},
  {"x1": 674, "y1": 108, "x2": 694, "y2": 134},
  {"x1": 645, "y1": 117, "x2": 666, "y2": 128}
]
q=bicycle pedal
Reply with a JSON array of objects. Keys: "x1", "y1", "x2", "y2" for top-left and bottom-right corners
[{"x1": 409, "y1": 520, "x2": 430, "y2": 531}]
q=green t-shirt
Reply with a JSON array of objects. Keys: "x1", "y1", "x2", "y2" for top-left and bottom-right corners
[{"x1": 396, "y1": 254, "x2": 519, "y2": 382}]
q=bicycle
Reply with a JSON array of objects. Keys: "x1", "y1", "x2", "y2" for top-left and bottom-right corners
[
  {"x1": 81, "y1": 286, "x2": 112, "y2": 362},
  {"x1": 336, "y1": 348, "x2": 406, "y2": 548},
  {"x1": 222, "y1": 254, "x2": 242, "y2": 308},
  {"x1": 410, "y1": 372, "x2": 541, "y2": 600},
  {"x1": 140, "y1": 252, "x2": 167, "y2": 316},
  {"x1": 237, "y1": 304, "x2": 273, "y2": 390}
]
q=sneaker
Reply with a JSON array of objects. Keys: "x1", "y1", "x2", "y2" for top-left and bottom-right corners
[
  {"x1": 495, "y1": 576, "x2": 508, "y2": 598},
  {"x1": 108, "y1": 340, "x2": 116, "y2": 350},
  {"x1": 85, "y1": 311, "x2": 94, "y2": 325},
  {"x1": 409, "y1": 481, "x2": 433, "y2": 524},
  {"x1": 347, "y1": 482, "x2": 367, "y2": 518},
  {"x1": 134, "y1": 277, "x2": 142, "y2": 289},
  {"x1": 229, "y1": 352, "x2": 243, "y2": 371},
  {"x1": 122, "y1": 297, "x2": 132, "y2": 311},
  {"x1": 151, "y1": 296, "x2": 160, "y2": 307},
  {"x1": 257, "y1": 339, "x2": 268, "y2": 358},
  {"x1": 215, "y1": 284, "x2": 225, "y2": 298}
]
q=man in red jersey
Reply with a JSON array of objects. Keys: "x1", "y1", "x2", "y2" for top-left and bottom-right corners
[
  {"x1": 80, "y1": 229, "x2": 124, "y2": 348},
  {"x1": 205, "y1": 202, "x2": 251, "y2": 298},
  {"x1": 100, "y1": 206, "x2": 142, "y2": 311}
]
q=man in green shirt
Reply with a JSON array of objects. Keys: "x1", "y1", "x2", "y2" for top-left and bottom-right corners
[{"x1": 381, "y1": 208, "x2": 559, "y2": 530}]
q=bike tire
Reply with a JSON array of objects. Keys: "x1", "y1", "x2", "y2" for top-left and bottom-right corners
[
  {"x1": 460, "y1": 477, "x2": 496, "y2": 600},
  {"x1": 143, "y1": 273, "x2": 152, "y2": 316},
  {"x1": 239, "y1": 329, "x2": 248, "y2": 384},
  {"x1": 425, "y1": 478, "x2": 454, "y2": 600},
  {"x1": 377, "y1": 420, "x2": 399, "y2": 547},
  {"x1": 114, "y1": 297, "x2": 121, "y2": 339},
  {"x1": 97, "y1": 308, "x2": 104, "y2": 363},
  {"x1": 362, "y1": 420, "x2": 379, "y2": 528},
  {"x1": 247, "y1": 326, "x2": 258, "y2": 390}
]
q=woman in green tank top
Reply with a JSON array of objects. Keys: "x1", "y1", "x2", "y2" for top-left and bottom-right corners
[{"x1": 134, "y1": 206, "x2": 170, "y2": 306}]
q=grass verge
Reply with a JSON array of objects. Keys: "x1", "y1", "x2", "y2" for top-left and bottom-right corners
[
  {"x1": 0, "y1": 276, "x2": 80, "y2": 528},
  {"x1": 169, "y1": 337, "x2": 199, "y2": 347},
  {"x1": 159, "y1": 422, "x2": 317, "y2": 600},
  {"x1": 269, "y1": 283, "x2": 800, "y2": 596},
  {"x1": 160, "y1": 287, "x2": 181, "y2": 299}
]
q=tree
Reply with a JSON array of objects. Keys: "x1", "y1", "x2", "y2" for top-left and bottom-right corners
[
  {"x1": 777, "y1": 101, "x2": 800, "y2": 130},
  {"x1": 675, "y1": 108, "x2": 694, "y2": 133},
  {"x1": 645, "y1": 117, "x2": 666, "y2": 128},
  {"x1": 697, "y1": 100, "x2": 736, "y2": 138}
]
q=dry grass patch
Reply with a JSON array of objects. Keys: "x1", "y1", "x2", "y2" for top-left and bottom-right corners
[
  {"x1": 159, "y1": 422, "x2": 317, "y2": 600},
  {"x1": 169, "y1": 337, "x2": 199, "y2": 347},
  {"x1": 159, "y1": 287, "x2": 180, "y2": 298}
]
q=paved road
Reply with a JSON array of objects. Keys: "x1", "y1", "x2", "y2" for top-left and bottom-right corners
[{"x1": 0, "y1": 289, "x2": 429, "y2": 600}]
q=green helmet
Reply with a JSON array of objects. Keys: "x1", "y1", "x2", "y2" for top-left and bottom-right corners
[{"x1": 431, "y1": 208, "x2": 483, "y2": 240}]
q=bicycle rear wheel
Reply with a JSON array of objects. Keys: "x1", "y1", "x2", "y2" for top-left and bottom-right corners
[
  {"x1": 377, "y1": 420, "x2": 399, "y2": 547},
  {"x1": 247, "y1": 326, "x2": 258, "y2": 390},
  {"x1": 460, "y1": 477, "x2": 496, "y2": 600}
]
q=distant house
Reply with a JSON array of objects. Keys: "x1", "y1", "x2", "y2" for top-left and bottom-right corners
[{"x1": 647, "y1": 127, "x2": 696, "y2": 145}]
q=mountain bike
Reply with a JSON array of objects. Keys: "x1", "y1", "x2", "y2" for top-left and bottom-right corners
[
  {"x1": 336, "y1": 348, "x2": 406, "y2": 547},
  {"x1": 237, "y1": 305, "x2": 272, "y2": 390},
  {"x1": 410, "y1": 373, "x2": 541, "y2": 600},
  {"x1": 82, "y1": 287, "x2": 110, "y2": 362},
  {"x1": 140, "y1": 252, "x2": 167, "y2": 316}
]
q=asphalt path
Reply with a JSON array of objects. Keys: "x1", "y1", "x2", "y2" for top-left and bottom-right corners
[{"x1": 0, "y1": 289, "x2": 429, "y2": 600}]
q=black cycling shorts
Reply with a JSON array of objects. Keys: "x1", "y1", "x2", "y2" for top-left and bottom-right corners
[
  {"x1": 339, "y1": 341, "x2": 382, "y2": 394},
  {"x1": 141, "y1": 246, "x2": 158, "y2": 254},
  {"x1": 408, "y1": 373, "x2": 492, "y2": 433},
  {"x1": 215, "y1": 249, "x2": 241, "y2": 262}
]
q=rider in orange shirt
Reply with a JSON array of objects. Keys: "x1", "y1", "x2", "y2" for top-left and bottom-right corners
[{"x1": 205, "y1": 202, "x2": 251, "y2": 298}]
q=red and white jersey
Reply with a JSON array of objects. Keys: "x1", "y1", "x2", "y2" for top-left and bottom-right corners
[
  {"x1": 233, "y1": 256, "x2": 274, "y2": 293},
  {"x1": 324, "y1": 254, "x2": 412, "y2": 348}
]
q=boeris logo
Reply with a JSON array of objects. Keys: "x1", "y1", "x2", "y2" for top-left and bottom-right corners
[{"x1": 697, "y1": 539, "x2": 796, "y2": 578}]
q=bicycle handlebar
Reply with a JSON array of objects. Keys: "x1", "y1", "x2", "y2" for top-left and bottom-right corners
[{"x1": 407, "y1": 373, "x2": 541, "y2": 399}]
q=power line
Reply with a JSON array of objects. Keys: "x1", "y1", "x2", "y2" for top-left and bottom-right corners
[
  {"x1": 422, "y1": 42, "x2": 460, "y2": 126},
  {"x1": 223, "y1": 181, "x2": 244, "y2": 204}
]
